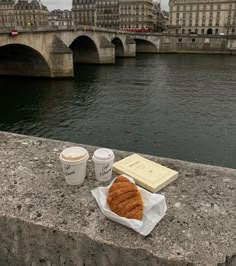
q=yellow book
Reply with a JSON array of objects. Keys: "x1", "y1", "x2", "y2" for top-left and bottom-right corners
[{"x1": 113, "y1": 154, "x2": 179, "y2": 193}]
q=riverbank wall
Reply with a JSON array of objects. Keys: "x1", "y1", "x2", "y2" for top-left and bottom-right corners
[
  {"x1": 159, "y1": 34, "x2": 236, "y2": 54},
  {"x1": 0, "y1": 131, "x2": 235, "y2": 265}
]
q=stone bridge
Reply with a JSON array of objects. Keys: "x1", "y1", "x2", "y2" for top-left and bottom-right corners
[
  {"x1": 0, "y1": 27, "x2": 161, "y2": 78},
  {"x1": 1, "y1": 27, "x2": 236, "y2": 78}
]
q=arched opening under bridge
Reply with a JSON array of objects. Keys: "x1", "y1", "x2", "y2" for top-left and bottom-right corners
[
  {"x1": 0, "y1": 44, "x2": 51, "y2": 77},
  {"x1": 112, "y1": 37, "x2": 125, "y2": 57},
  {"x1": 70, "y1": 35, "x2": 99, "y2": 64},
  {"x1": 134, "y1": 39, "x2": 157, "y2": 53}
]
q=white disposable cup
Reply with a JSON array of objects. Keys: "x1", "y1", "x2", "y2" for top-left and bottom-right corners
[
  {"x1": 92, "y1": 148, "x2": 115, "y2": 182},
  {"x1": 60, "y1": 146, "x2": 89, "y2": 185}
]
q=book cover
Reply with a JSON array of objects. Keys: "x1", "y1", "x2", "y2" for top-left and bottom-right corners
[{"x1": 113, "y1": 154, "x2": 179, "y2": 193}]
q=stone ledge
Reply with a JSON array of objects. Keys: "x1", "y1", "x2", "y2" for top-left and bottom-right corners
[{"x1": 0, "y1": 131, "x2": 235, "y2": 266}]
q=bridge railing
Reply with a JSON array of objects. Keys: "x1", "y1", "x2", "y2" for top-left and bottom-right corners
[{"x1": 0, "y1": 25, "x2": 165, "y2": 36}]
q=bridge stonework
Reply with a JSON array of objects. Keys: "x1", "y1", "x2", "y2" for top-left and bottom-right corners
[
  {"x1": 0, "y1": 29, "x2": 235, "y2": 78},
  {"x1": 0, "y1": 29, "x2": 158, "y2": 78}
]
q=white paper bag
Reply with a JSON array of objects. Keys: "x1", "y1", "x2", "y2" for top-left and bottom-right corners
[{"x1": 91, "y1": 175, "x2": 167, "y2": 236}]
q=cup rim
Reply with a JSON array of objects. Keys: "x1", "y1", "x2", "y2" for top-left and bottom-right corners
[
  {"x1": 92, "y1": 148, "x2": 114, "y2": 163},
  {"x1": 60, "y1": 149, "x2": 89, "y2": 164},
  {"x1": 92, "y1": 154, "x2": 114, "y2": 164}
]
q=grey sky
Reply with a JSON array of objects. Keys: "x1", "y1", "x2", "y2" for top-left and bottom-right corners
[{"x1": 42, "y1": 0, "x2": 169, "y2": 11}]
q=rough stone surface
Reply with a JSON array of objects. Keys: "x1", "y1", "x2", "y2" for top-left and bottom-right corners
[{"x1": 0, "y1": 131, "x2": 235, "y2": 266}]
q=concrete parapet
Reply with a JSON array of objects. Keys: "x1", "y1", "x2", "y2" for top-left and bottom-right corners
[{"x1": 0, "y1": 131, "x2": 235, "y2": 265}]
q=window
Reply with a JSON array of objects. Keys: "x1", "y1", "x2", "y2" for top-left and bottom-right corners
[
  {"x1": 176, "y1": 29, "x2": 179, "y2": 34},
  {"x1": 232, "y1": 29, "x2": 235, "y2": 34},
  {"x1": 178, "y1": 37, "x2": 182, "y2": 42},
  {"x1": 182, "y1": 28, "x2": 185, "y2": 34},
  {"x1": 215, "y1": 28, "x2": 218, "y2": 34},
  {"x1": 201, "y1": 28, "x2": 204, "y2": 34},
  {"x1": 192, "y1": 38, "x2": 196, "y2": 42}
]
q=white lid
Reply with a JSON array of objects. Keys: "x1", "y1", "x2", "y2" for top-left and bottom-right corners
[
  {"x1": 61, "y1": 147, "x2": 89, "y2": 162},
  {"x1": 93, "y1": 148, "x2": 114, "y2": 162}
]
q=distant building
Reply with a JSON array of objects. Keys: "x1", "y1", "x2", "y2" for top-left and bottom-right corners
[
  {"x1": 119, "y1": 0, "x2": 154, "y2": 30},
  {"x1": 0, "y1": 0, "x2": 15, "y2": 28},
  {"x1": 72, "y1": 0, "x2": 97, "y2": 27},
  {"x1": 152, "y1": 1, "x2": 168, "y2": 31},
  {"x1": 96, "y1": 0, "x2": 119, "y2": 29},
  {"x1": 14, "y1": 0, "x2": 48, "y2": 28},
  {"x1": 162, "y1": 10, "x2": 169, "y2": 30},
  {"x1": 169, "y1": 0, "x2": 236, "y2": 35},
  {"x1": 49, "y1": 9, "x2": 73, "y2": 28},
  {"x1": 72, "y1": 0, "x2": 154, "y2": 30}
]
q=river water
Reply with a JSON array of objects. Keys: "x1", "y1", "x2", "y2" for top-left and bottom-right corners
[{"x1": 0, "y1": 54, "x2": 236, "y2": 169}]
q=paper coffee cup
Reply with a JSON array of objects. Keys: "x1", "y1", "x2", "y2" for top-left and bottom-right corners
[
  {"x1": 92, "y1": 148, "x2": 114, "y2": 182},
  {"x1": 60, "y1": 146, "x2": 89, "y2": 185}
]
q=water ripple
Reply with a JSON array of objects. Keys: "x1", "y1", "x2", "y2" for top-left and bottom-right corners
[{"x1": 0, "y1": 54, "x2": 236, "y2": 168}]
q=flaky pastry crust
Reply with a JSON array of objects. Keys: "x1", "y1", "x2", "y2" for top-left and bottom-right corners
[{"x1": 107, "y1": 176, "x2": 143, "y2": 220}]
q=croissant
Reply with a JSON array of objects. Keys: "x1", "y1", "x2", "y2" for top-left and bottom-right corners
[{"x1": 107, "y1": 176, "x2": 143, "y2": 220}]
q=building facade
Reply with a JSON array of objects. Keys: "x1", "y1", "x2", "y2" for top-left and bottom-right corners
[
  {"x1": 0, "y1": 0, "x2": 15, "y2": 28},
  {"x1": 49, "y1": 9, "x2": 73, "y2": 28},
  {"x1": 72, "y1": 0, "x2": 154, "y2": 30},
  {"x1": 152, "y1": 1, "x2": 168, "y2": 31},
  {"x1": 96, "y1": 0, "x2": 119, "y2": 29},
  {"x1": 169, "y1": 0, "x2": 236, "y2": 35},
  {"x1": 119, "y1": 0, "x2": 153, "y2": 30},
  {"x1": 14, "y1": 0, "x2": 48, "y2": 28},
  {"x1": 162, "y1": 10, "x2": 169, "y2": 30},
  {"x1": 72, "y1": 0, "x2": 97, "y2": 27}
]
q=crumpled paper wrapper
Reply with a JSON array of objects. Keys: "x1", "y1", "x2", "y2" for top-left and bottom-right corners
[{"x1": 91, "y1": 175, "x2": 167, "y2": 236}]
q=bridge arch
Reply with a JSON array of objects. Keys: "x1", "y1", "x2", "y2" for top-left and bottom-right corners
[
  {"x1": 112, "y1": 37, "x2": 125, "y2": 57},
  {"x1": 0, "y1": 44, "x2": 51, "y2": 77},
  {"x1": 134, "y1": 38, "x2": 157, "y2": 53},
  {"x1": 70, "y1": 35, "x2": 99, "y2": 64}
]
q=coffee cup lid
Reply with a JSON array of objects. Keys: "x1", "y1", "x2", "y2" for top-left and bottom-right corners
[
  {"x1": 61, "y1": 147, "x2": 88, "y2": 162},
  {"x1": 93, "y1": 148, "x2": 114, "y2": 162}
]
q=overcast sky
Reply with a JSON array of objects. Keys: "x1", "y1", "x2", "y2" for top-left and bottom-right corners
[{"x1": 42, "y1": 0, "x2": 169, "y2": 12}]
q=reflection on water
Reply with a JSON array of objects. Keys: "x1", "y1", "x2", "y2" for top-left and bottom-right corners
[{"x1": 0, "y1": 54, "x2": 236, "y2": 169}]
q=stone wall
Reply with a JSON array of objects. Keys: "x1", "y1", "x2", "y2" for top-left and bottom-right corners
[
  {"x1": 0, "y1": 131, "x2": 235, "y2": 265},
  {"x1": 159, "y1": 35, "x2": 236, "y2": 54}
]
